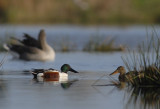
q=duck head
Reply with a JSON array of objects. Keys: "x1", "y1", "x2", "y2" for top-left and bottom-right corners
[
  {"x1": 110, "y1": 66, "x2": 126, "y2": 76},
  {"x1": 61, "y1": 64, "x2": 79, "y2": 73}
]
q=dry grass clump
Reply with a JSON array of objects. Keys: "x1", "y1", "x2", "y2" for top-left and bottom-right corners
[
  {"x1": 83, "y1": 36, "x2": 125, "y2": 52},
  {"x1": 122, "y1": 31, "x2": 160, "y2": 86},
  {"x1": 54, "y1": 37, "x2": 77, "y2": 52}
]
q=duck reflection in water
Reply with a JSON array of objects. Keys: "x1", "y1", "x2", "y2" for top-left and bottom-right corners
[{"x1": 32, "y1": 76, "x2": 78, "y2": 89}]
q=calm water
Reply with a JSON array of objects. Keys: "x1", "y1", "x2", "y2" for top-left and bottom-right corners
[
  {"x1": 0, "y1": 52, "x2": 159, "y2": 109},
  {"x1": 1, "y1": 25, "x2": 160, "y2": 50},
  {"x1": 0, "y1": 25, "x2": 160, "y2": 109}
]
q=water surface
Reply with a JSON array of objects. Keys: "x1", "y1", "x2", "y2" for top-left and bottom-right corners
[
  {"x1": 1, "y1": 25, "x2": 160, "y2": 50},
  {"x1": 0, "y1": 52, "x2": 158, "y2": 109},
  {"x1": 0, "y1": 25, "x2": 160, "y2": 109}
]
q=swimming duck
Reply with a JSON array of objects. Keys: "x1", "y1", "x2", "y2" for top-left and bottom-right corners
[
  {"x1": 110, "y1": 66, "x2": 128, "y2": 81},
  {"x1": 110, "y1": 66, "x2": 145, "y2": 82},
  {"x1": 110, "y1": 66, "x2": 143, "y2": 82},
  {"x1": 3, "y1": 29, "x2": 55, "y2": 61},
  {"x1": 31, "y1": 64, "x2": 79, "y2": 81}
]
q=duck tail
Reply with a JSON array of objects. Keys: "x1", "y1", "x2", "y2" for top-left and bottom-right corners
[{"x1": 3, "y1": 43, "x2": 10, "y2": 51}]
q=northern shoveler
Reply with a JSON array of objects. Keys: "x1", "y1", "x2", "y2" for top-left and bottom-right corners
[
  {"x1": 110, "y1": 66, "x2": 128, "y2": 81},
  {"x1": 3, "y1": 29, "x2": 55, "y2": 61},
  {"x1": 110, "y1": 66, "x2": 144, "y2": 82},
  {"x1": 31, "y1": 64, "x2": 79, "y2": 81}
]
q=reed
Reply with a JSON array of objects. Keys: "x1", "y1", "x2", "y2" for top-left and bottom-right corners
[
  {"x1": 122, "y1": 30, "x2": 160, "y2": 86},
  {"x1": 54, "y1": 37, "x2": 77, "y2": 52},
  {"x1": 83, "y1": 36, "x2": 125, "y2": 52}
]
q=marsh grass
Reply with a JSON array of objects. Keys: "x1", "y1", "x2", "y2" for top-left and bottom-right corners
[
  {"x1": 54, "y1": 37, "x2": 77, "y2": 52},
  {"x1": 83, "y1": 36, "x2": 125, "y2": 52},
  {"x1": 122, "y1": 30, "x2": 160, "y2": 86}
]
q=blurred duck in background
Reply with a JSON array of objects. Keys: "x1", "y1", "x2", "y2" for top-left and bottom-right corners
[{"x1": 3, "y1": 29, "x2": 55, "y2": 61}]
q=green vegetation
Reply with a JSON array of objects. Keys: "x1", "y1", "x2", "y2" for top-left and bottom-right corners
[
  {"x1": 122, "y1": 32, "x2": 160, "y2": 86},
  {"x1": 83, "y1": 36, "x2": 125, "y2": 52},
  {"x1": 1, "y1": 0, "x2": 160, "y2": 24}
]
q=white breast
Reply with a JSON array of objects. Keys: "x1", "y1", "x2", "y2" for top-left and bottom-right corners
[
  {"x1": 59, "y1": 72, "x2": 68, "y2": 82},
  {"x1": 59, "y1": 72, "x2": 68, "y2": 77},
  {"x1": 37, "y1": 73, "x2": 44, "y2": 77}
]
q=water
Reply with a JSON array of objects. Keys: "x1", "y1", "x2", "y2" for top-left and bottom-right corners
[
  {"x1": 1, "y1": 52, "x2": 123, "y2": 71},
  {"x1": 0, "y1": 52, "x2": 159, "y2": 109},
  {"x1": 1, "y1": 25, "x2": 160, "y2": 50},
  {"x1": 0, "y1": 52, "x2": 126, "y2": 109},
  {"x1": 0, "y1": 25, "x2": 160, "y2": 109}
]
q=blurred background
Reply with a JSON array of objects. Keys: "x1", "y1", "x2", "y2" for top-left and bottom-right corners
[
  {"x1": 0, "y1": 0, "x2": 160, "y2": 25},
  {"x1": 0, "y1": 0, "x2": 160, "y2": 52},
  {"x1": 0, "y1": 1, "x2": 160, "y2": 109}
]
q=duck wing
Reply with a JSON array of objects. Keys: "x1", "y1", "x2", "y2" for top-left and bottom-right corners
[
  {"x1": 8, "y1": 44, "x2": 42, "y2": 55},
  {"x1": 31, "y1": 69, "x2": 45, "y2": 78},
  {"x1": 32, "y1": 69, "x2": 45, "y2": 74},
  {"x1": 21, "y1": 33, "x2": 41, "y2": 49}
]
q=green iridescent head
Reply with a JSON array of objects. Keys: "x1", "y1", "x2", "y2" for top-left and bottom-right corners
[{"x1": 61, "y1": 64, "x2": 79, "y2": 73}]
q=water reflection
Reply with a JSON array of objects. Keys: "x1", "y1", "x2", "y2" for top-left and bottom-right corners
[
  {"x1": 60, "y1": 80, "x2": 78, "y2": 89},
  {"x1": 125, "y1": 86, "x2": 160, "y2": 109},
  {"x1": 111, "y1": 81, "x2": 160, "y2": 109},
  {"x1": 110, "y1": 81, "x2": 127, "y2": 90},
  {"x1": 32, "y1": 77, "x2": 78, "y2": 89},
  {"x1": 108, "y1": 79, "x2": 160, "y2": 109},
  {"x1": 0, "y1": 79, "x2": 8, "y2": 108}
]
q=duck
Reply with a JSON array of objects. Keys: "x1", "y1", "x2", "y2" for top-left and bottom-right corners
[
  {"x1": 3, "y1": 29, "x2": 55, "y2": 61},
  {"x1": 110, "y1": 66, "x2": 143, "y2": 82},
  {"x1": 31, "y1": 64, "x2": 79, "y2": 81}
]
